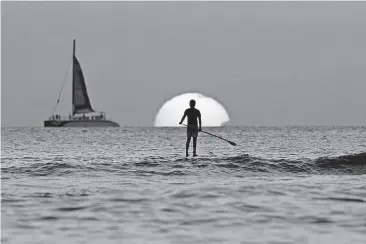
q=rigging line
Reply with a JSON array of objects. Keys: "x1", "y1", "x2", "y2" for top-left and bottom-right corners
[{"x1": 51, "y1": 60, "x2": 72, "y2": 115}]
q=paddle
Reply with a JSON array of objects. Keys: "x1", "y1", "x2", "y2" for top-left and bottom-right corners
[{"x1": 182, "y1": 124, "x2": 237, "y2": 146}]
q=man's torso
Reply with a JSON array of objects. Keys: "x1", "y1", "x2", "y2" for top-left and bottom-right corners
[{"x1": 185, "y1": 108, "x2": 200, "y2": 131}]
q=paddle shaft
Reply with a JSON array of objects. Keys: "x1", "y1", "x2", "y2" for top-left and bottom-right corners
[
  {"x1": 182, "y1": 124, "x2": 237, "y2": 146},
  {"x1": 201, "y1": 130, "x2": 233, "y2": 144}
]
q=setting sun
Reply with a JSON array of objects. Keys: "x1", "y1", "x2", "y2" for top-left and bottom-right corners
[{"x1": 154, "y1": 93, "x2": 230, "y2": 127}]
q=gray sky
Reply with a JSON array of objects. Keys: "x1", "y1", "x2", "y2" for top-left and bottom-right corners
[{"x1": 2, "y1": 1, "x2": 366, "y2": 127}]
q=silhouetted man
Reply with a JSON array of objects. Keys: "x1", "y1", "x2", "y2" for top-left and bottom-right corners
[{"x1": 179, "y1": 99, "x2": 202, "y2": 157}]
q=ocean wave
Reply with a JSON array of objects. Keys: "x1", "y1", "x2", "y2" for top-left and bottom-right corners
[
  {"x1": 194, "y1": 152, "x2": 366, "y2": 175},
  {"x1": 2, "y1": 152, "x2": 365, "y2": 176},
  {"x1": 1, "y1": 162, "x2": 80, "y2": 176},
  {"x1": 221, "y1": 152, "x2": 366, "y2": 174}
]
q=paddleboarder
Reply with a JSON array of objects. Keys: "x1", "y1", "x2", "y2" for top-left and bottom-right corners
[{"x1": 179, "y1": 99, "x2": 202, "y2": 157}]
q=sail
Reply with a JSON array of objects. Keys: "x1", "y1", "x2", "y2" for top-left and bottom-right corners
[{"x1": 72, "y1": 54, "x2": 95, "y2": 114}]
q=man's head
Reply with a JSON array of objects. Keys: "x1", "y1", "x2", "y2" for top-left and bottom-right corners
[{"x1": 189, "y1": 99, "x2": 196, "y2": 108}]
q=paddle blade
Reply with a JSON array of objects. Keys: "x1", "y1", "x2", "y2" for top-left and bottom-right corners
[{"x1": 228, "y1": 141, "x2": 237, "y2": 146}]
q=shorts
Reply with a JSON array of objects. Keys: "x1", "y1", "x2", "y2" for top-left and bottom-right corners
[{"x1": 187, "y1": 125, "x2": 199, "y2": 138}]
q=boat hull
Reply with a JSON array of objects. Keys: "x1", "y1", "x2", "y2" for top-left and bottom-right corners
[{"x1": 44, "y1": 120, "x2": 119, "y2": 127}]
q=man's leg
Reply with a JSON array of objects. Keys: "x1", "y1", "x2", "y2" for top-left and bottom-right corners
[
  {"x1": 186, "y1": 136, "x2": 191, "y2": 157},
  {"x1": 193, "y1": 137, "x2": 197, "y2": 156}
]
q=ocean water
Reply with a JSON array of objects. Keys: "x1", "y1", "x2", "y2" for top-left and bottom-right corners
[{"x1": 1, "y1": 126, "x2": 366, "y2": 244}]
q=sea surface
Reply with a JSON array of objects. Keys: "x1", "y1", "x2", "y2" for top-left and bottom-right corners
[{"x1": 1, "y1": 126, "x2": 366, "y2": 244}]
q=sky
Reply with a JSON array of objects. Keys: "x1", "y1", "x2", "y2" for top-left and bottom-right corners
[{"x1": 2, "y1": 1, "x2": 366, "y2": 127}]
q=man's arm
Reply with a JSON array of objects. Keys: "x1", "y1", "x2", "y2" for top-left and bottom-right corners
[
  {"x1": 179, "y1": 110, "x2": 187, "y2": 124},
  {"x1": 198, "y1": 111, "x2": 202, "y2": 131}
]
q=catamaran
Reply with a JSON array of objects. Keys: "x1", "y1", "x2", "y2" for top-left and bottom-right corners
[{"x1": 44, "y1": 39, "x2": 120, "y2": 127}]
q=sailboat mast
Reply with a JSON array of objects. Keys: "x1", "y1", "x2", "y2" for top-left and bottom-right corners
[{"x1": 72, "y1": 39, "x2": 76, "y2": 115}]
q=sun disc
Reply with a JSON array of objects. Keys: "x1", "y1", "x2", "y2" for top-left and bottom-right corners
[{"x1": 154, "y1": 93, "x2": 230, "y2": 127}]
